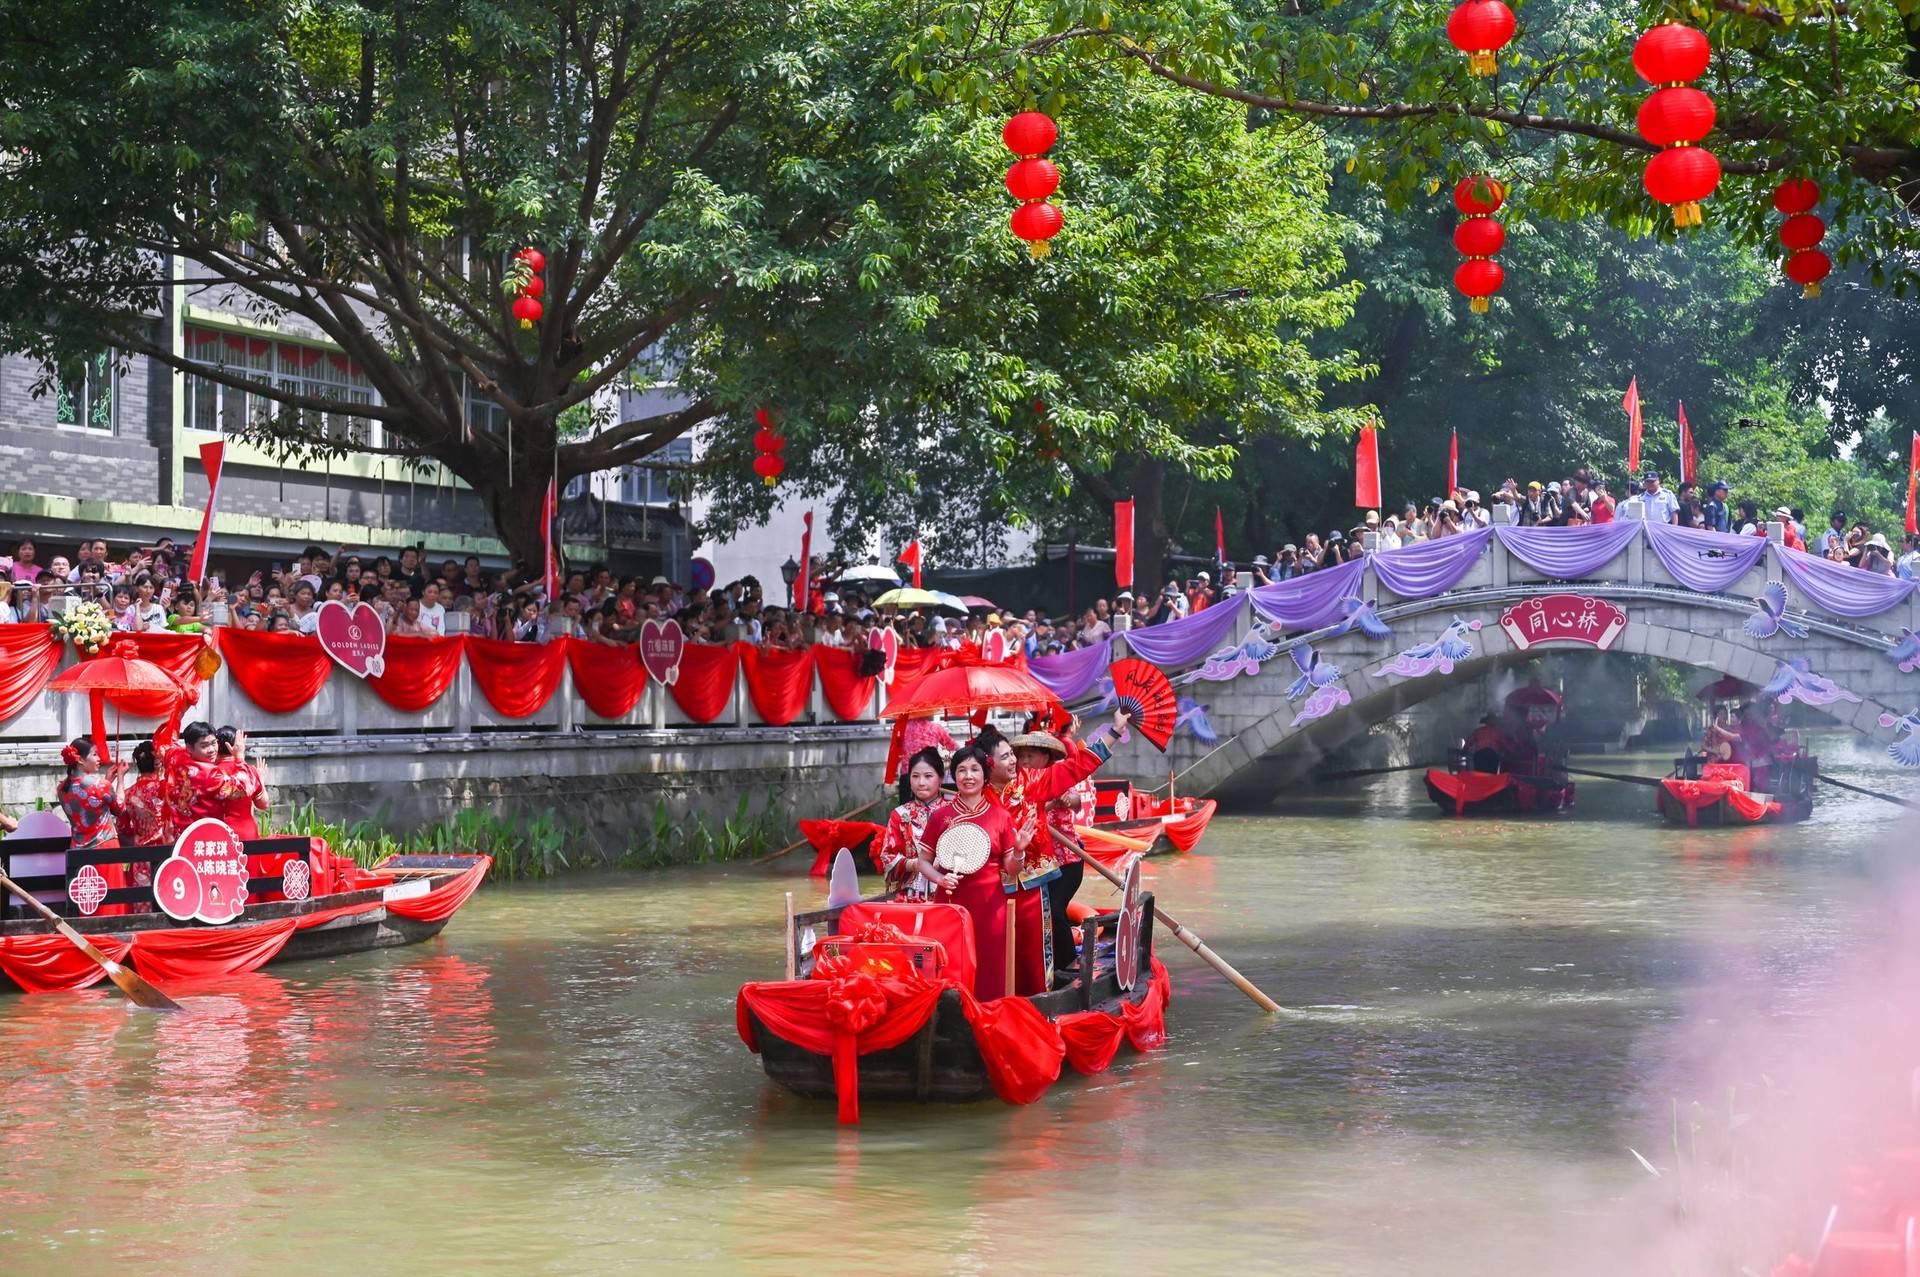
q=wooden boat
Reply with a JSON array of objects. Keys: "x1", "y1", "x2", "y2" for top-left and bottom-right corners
[
  {"x1": 1655, "y1": 755, "x2": 1816, "y2": 826},
  {"x1": 0, "y1": 834, "x2": 489, "y2": 994},
  {"x1": 1087, "y1": 780, "x2": 1216, "y2": 856},
  {"x1": 743, "y1": 890, "x2": 1161, "y2": 1109},
  {"x1": 1424, "y1": 765, "x2": 1575, "y2": 816}
]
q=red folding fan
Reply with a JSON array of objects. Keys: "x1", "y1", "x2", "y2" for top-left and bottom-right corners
[{"x1": 1107, "y1": 657, "x2": 1178, "y2": 752}]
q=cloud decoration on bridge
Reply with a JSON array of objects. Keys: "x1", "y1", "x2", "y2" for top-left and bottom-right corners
[
  {"x1": 1743, "y1": 582, "x2": 1810, "y2": 641},
  {"x1": 1877, "y1": 711, "x2": 1920, "y2": 767},
  {"x1": 1290, "y1": 683, "x2": 1351, "y2": 726},
  {"x1": 1372, "y1": 617, "x2": 1483, "y2": 680},
  {"x1": 1888, "y1": 628, "x2": 1920, "y2": 674},
  {"x1": 1760, "y1": 658, "x2": 1863, "y2": 707}
]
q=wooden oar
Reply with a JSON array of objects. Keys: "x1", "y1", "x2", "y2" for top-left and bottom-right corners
[
  {"x1": 1552, "y1": 764, "x2": 1666, "y2": 789},
  {"x1": 1817, "y1": 774, "x2": 1920, "y2": 810},
  {"x1": 750, "y1": 796, "x2": 885, "y2": 866},
  {"x1": 1314, "y1": 761, "x2": 1444, "y2": 783},
  {"x1": 0, "y1": 870, "x2": 181, "y2": 1011},
  {"x1": 1078, "y1": 825, "x2": 1155, "y2": 853}
]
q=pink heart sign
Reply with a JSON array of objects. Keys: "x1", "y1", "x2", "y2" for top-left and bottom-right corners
[
  {"x1": 870, "y1": 625, "x2": 899, "y2": 685},
  {"x1": 639, "y1": 618, "x2": 685, "y2": 686},
  {"x1": 316, "y1": 599, "x2": 387, "y2": 678}
]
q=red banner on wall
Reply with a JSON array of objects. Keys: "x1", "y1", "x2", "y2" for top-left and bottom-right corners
[
  {"x1": 738, "y1": 642, "x2": 814, "y2": 726},
  {"x1": 464, "y1": 635, "x2": 567, "y2": 719},
  {"x1": 216, "y1": 628, "x2": 333, "y2": 713},
  {"x1": 670, "y1": 642, "x2": 741, "y2": 723},
  {"x1": 367, "y1": 635, "x2": 467, "y2": 713},
  {"x1": 565, "y1": 637, "x2": 645, "y2": 719}
]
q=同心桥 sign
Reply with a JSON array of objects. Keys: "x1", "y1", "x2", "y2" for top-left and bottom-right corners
[{"x1": 1498, "y1": 594, "x2": 1627, "y2": 652}]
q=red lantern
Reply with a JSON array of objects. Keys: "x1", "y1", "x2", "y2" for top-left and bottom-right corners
[
  {"x1": 1778, "y1": 213, "x2": 1826, "y2": 252},
  {"x1": 1454, "y1": 259, "x2": 1504, "y2": 313},
  {"x1": 1633, "y1": 23, "x2": 1711, "y2": 85},
  {"x1": 1453, "y1": 216, "x2": 1506, "y2": 257},
  {"x1": 1005, "y1": 158, "x2": 1061, "y2": 203},
  {"x1": 511, "y1": 295, "x2": 544, "y2": 329},
  {"x1": 1010, "y1": 201, "x2": 1065, "y2": 257},
  {"x1": 1636, "y1": 87, "x2": 1716, "y2": 147},
  {"x1": 1772, "y1": 178, "x2": 1820, "y2": 214},
  {"x1": 515, "y1": 247, "x2": 546, "y2": 273},
  {"x1": 1446, "y1": 0, "x2": 1516, "y2": 76},
  {"x1": 1002, "y1": 111, "x2": 1058, "y2": 157},
  {"x1": 752, "y1": 452, "x2": 785, "y2": 486},
  {"x1": 753, "y1": 427, "x2": 785, "y2": 454},
  {"x1": 754, "y1": 405, "x2": 774, "y2": 428},
  {"x1": 1784, "y1": 249, "x2": 1831, "y2": 298},
  {"x1": 1643, "y1": 146, "x2": 1720, "y2": 227},
  {"x1": 1453, "y1": 175, "x2": 1507, "y2": 215},
  {"x1": 519, "y1": 274, "x2": 546, "y2": 299}
]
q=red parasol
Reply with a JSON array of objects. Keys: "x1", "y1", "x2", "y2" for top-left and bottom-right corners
[
  {"x1": 1696, "y1": 675, "x2": 1757, "y2": 702},
  {"x1": 1503, "y1": 684, "x2": 1563, "y2": 710},
  {"x1": 959, "y1": 595, "x2": 998, "y2": 611},
  {"x1": 48, "y1": 657, "x2": 195, "y2": 759},
  {"x1": 880, "y1": 648, "x2": 1062, "y2": 720}
]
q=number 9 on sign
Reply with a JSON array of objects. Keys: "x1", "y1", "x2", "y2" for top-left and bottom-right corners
[{"x1": 153, "y1": 856, "x2": 205, "y2": 922}]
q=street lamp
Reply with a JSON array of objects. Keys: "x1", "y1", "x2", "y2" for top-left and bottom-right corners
[{"x1": 780, "y1": 555, "x2": 800, "y2": 605}]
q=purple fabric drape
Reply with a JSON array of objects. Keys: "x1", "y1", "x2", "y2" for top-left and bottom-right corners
[
  {"x1": 1123, "y1": 592, "x2": 1252, "y2": 665},
  {"x1": 1370, "y1": 527, "x2": 1493, "y2": 598},
  {"x1": 1494, "y1": 521, "x2": 1642, "y2": 580},
  {"x1": 1644, "y1": 522, "x2": 1769, "y2": 593},
  {"x1": 1248, "y1": 558, "x2": 1366, "y2": 631},
  {"x1": 1027, "y1": 638, "x2": 1114, "y2": 703},
  {"x1": 1774, "y1": 544, "x2": 1916, "y2": 618}
]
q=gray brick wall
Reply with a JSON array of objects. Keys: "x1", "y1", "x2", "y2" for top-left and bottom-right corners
[{"x1": 0, "y1": 353, "x2": 164, "y2": 502}]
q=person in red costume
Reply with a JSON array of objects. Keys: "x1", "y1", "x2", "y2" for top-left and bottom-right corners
[
  {"x1": 913, "y1": 745, "x2": 1036, "y2": 1000},
  {"x1": 55, "y1": 736, "x2": 132, "y2": 915},
  {"x1": 872, "y1": 746, "x2": 946, "y2": 899},
  {"x1": 118, "y1": 739, "x2": 174, "y2": 900},
  {"x1": 213, "y1": 725, "x2": 270, "y2": 840}
]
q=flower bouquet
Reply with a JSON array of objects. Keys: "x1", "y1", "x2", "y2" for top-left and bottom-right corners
[{"x1": 50, "y1": 600, "x2": 114, "y2": 656}]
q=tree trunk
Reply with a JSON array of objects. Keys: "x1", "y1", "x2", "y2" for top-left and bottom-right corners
[
  {"x1": 482, "y1": 470, "x2": 555, "y2": 583},
  {"x1": 1131, "y1": 456, "x2": 1168, "y2": 597}
]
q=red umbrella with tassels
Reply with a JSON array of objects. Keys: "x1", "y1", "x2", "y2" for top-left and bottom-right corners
[
  {"x1": 49, "y1": 656, "x2": 195, "y2": 760},
  {"x1": 879, "y1": 647, "x2": 1063, "y2": 720}
]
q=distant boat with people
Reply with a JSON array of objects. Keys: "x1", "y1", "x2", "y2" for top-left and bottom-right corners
[{"x1": 1424, "y1": 682, "x2": 1576, "y2": 816}]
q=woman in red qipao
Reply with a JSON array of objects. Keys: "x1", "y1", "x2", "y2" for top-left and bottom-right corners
[
  {"x1": 118, "y1": 739, "x2": 175, "y2": 896},
  {"x1": 913, "y1": 745, "x2": 1036, "y2": 1001},
  {"x1": 54, "y1": 737, "x2": 131, "y2": 915},
  {"x1": 872, "y1": 746, "x2": 947, "y2": 899},
  {"x1": 213, "y1": 725, "x2": 270, "y2": 840}
]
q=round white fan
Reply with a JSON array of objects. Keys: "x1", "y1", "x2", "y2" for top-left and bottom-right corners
[{"x1": 933, "y1": 821, "x2": 992, "y2": 875}]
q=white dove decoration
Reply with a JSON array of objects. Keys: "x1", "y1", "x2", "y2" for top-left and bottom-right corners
[
  {"x1": 1888, "y1": 628, "x2": 1920, "y2": 675},
  {"x1": 1324, "y1": 596, "x2": 1394, "y2": 642},
  {"x1": 1744, "y1": 582, "x2": 1810, "y2": 641},
  {"x1": 1187, "y1": 631, "x2": 1282, "y2": 683},
  {"x1": 1372, "y1": 617, "x2": 1483, "y2": 679},
  {"x1": 1285, "y1": 643, "x2": 1343, "y2": 701},
  {"x1": 1760, "y1": 657, "x2": 1862, "y2": 707},
  {"x1": 1878, "y1": 711, "x2": 1920, "y2": 768},
  {"x1": 1175, "y1": 696, "x2": 1218, "y2": 744}
]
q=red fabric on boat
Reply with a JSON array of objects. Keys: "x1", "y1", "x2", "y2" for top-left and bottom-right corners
[
  {"x1": 0, "y1": 932, "x2": 132, "y2": 993},
  {"x1": 565, "y1": 637, "x2": 645, "y2": 718},
  {"x1": 0, "y1": 623, "x2": 66, "y2": 722},
  {"x1": 1427, "y1": 769, "x2": 1512, "y2": 815},
  {"x1": 1121, "y1": 956, "x2": 1173, "y2": 1050},
  {"x1": 104, "y1": 631, "x2": 206, "y2": 718},
  {"x1": 1660, "y1": 778, "x2": 1727, "y2": 825},
  {"x1": 385, "y1": 859, "x2": 490, "y2": 924},
  {"x1": 1055, "y1": 957, "x2": 1173, "y2": 1072},
  {"x1": 217, "y1": 629, "x2": 332, "y2": 712},
  {"x1": 955, "y1": 985, "x2": 1066, "y2": 1104},
  {"x1": 1702, "y1": 762, "x2": 1751, "y2": 786},
  {"x1": 814, "y1": 645, "x2": 878, "y2": 721},
  {"x1": 670, "y1": 642, "x2": 739, "y2": 722},
  {"x1": 736, "y1": 974, "x2": 947, "y2": 1124},
  {"x1": 291, "y1": 900, "x2": 385, "y2": 930},
  {"x1": 130, "y1": 917, "x2": 297, "y2": 983},
  {"x1": 368, "y1": 635, "x2": 466, "y2": 712},
  {"x1": 839, "y1": 902, "x2": 977, "y2": 994},
  {"x1": 1163, "y1": 800, "x2": 1216, "y2": 852},
  {"x1": 464, "y1": 635, "x2": 567, "y2": 718},
  {"x1": 1724, "y1": 786, "x2": 1776, "y2": 823},
  {"x1": 737, "y1": 642, "x2": 814, "y2": 726},
  {"x1": 800, "y1": 819, "x2": 884, "y2": 878}
]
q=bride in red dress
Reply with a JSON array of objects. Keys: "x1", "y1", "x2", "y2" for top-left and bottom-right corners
[{"x1": 914, "y1": 744, "x2": 1036, "y2": 1000}]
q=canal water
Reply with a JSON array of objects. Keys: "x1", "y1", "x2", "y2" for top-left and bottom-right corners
[{"x1": 3, "y1": 736, "x2": 1918, "y2": 1275}]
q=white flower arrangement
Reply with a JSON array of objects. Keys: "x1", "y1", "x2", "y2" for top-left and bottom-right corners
[{"x1": 51, "y1": 600, "x2": 114, "y2": 656}]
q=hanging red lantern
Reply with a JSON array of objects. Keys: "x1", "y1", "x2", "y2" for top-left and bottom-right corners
[
  {"x1": 511, "y1": 295, "x2": 544, "y2": 329},
  {"x1": 1772, "y1": 178, "x2": 1820, "y2": 214},
  {"x1": 1445, "y1": 0, "x2": 1516, "y2": 76},
  {"x1": 515, "y1": 247, "x2": 546, "y2": 273},
  {"x1": 1635, "y1": 87, "x2": 1716, "y2": 147},
  {"x1": 1454, "y1": 259, "x2": 1504, "y2": 313},
  {"x1": 519, "y1": 274, "x2": 546, "y2": 300},
  {"x1": 1632, "y1": 23, "x2": 1711, "y2": 85},
  {"x1": 1784, "y1": 249, "x2": 1831, "y2": 298},
  {"x1": 1778, "y1": 213, "x2": 1827, "y2": 252},
  {"x1": 1002, "y1": 111, "x2": 1058, "y2": 158},
  {"x1": 1452, "y1": 175, "x2": 1507, "y2": 215},
  {"x1": 1005, "y1": 158, "x2": 1061, "y2": 203},
  {"x1": 755, "y1": 406, "x2": 775, "y2": 428},
  {"x1": 1010, "y1": 200, "x2": 1065, "y2": 257},
  {"x1": 753, "y1": 427, "x2": 785, "y2": 454},
  {"x1": 1643, "y1": 146, "x2": 1720, "y2": 227},
  {"x1": 752, "y1": 452, "x2": 786, "y2": 486},
  {"x1": 1452, "y1": 216, "x2": 1506, "y2": 257}
]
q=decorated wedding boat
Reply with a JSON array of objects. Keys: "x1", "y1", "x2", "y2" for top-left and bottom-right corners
[
  {"x1": 1424, "y1": 683, "x2": 1576, "y2": 817},
  {"x1": 0, "y1": 822, "x2": 489, "y2": 994},
  {"x1": 1654, "y1": 677, "x2": 1817, "y2": 826},
  {"x1": 1086, "y1": 779, "x2": 1217, "y2": 859}
]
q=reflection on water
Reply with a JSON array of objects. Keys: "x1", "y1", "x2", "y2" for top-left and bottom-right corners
[{"x1": 0, "y1": 734, "x2": 1914, "y2": 1273}]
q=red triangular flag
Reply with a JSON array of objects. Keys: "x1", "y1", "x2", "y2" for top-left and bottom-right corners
[
  {"x1": 1114, "y1": 500, "x2": 1135, "y2": 590},
  {"x1": 1214, "y1": 507, "x2": 1226, "y2": 564},
  {"x1": 1677, "y1": 401, "x2": 1697, "y2": 486},
  {"x1": 1447, "y1": 427, "x2": 1459, "y2": 496},
  {"x1": 897, "y1": 540, "x2": 922, "y2": 589},
  {"x1": 1623, "y1": 377, "x2": 1643, "y2": 475},
  {"x1": 188, "y1": 439, "x2": 225, "y2": 583},
  {"x1": 797, "y1": 511, "x2": 814, "y2": 611},
  {"x1": 1906, "y1": 431, "x2": 1919, "y2": 536},
  {"x1": 1354, "y1": 423, "x2": 1382, "y2": 510}
]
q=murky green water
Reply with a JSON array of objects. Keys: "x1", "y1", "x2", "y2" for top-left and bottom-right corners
[{"x1": 2, "y1": 736, "x2": 1916, "y2": 1274}]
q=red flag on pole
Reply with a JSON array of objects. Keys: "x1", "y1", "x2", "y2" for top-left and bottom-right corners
[
  {"x1": 1354, "y1": 422, "x2": 1382, "y2": 510},
  {"x1": 1623, "y1": 377, "x2": 1643, "y2": 475},
  {"x1": 1676, "y1": 401, "x2": 1697, "y2": 486},
  {"x1": 1447, "y1": 427, "x2": 1459, "y2": 495},
  {"x1": 897, "y1": 540, "x2": 922, "y2": 589},
  {"x1": 797, "y1": 511, "x2": 814, "y2": 611},
  {"x1": 1906, "y1": 432, "x2": 1919, "y2": 536},
  {"x1": 1114, "y1": 500, "x2": 1135, "y2": 590},
  {"x1": 1214, "y1": 507, "x2": 1226, "y2": 565},
  {"x1": 188, "y1": 439, "x2": 225, "y2": 583},
  {"x1": 541, "y1": 477, "x2": 559, "y2": 601}
]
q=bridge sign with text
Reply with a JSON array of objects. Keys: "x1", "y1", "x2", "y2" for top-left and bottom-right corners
[{"x1": 1498, "y1": 595, "x2": 1627, "y2": 652}]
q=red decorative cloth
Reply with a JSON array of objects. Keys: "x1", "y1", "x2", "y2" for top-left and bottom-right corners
[
  {"x1": 464, "y1": 635, "x2": 566, "y2": 719},
  {"x1": 385, "y1": 858, "x2": 490, "y2": 924},
  {"x1": 800, "y1": 818, "x2": 884, "y2": 878},
  {"x1": 129, "y1": 917, "x2": 298, "y2": 983},
  {"x1": 738, "y1": 642, "x2": 814, "y2": 726},
  {"x1": 814, "y1": 645, "x2": 878, "y2": 721},
  {"x1": 565, "y1": 637, "x2": 645, "y2": 719},
  {"x1": 1702, "y1": 762, "x2": 1751, "y2": 786},
  {"x1": 839, "y1": 901, "x2": 978, "y2": 995},
  {"x1": 368, "y1": 634, "x2": 466, "y2": 712},
  {"x1": 0, "y1": 623, "x2": 65, "y2": 722},
  {"x1": 736, "y1": 973, "x2": 947, "y2": 1124},
  {"x1": 670, "y1": 642, "x2": 740, "y2": 723},
  {"x1": 891, "y1": 646, "x2": 940, "y2": 687},
  {"x1": 1163, "y1": 800, "x2": 1216, "y2": 852},
  {"x1": 1427, "y1": 769, "x2": 1512, "y2": 814},
  {"x1": 1055, "y1": 957, "x2": 1173, "y2": 1072},
  {"x1": 1723, "y1": 786, "x2": 1777, "y2": 823},
  {"x1": 217, "y1": 628, "x2": 333, "y2": 713},
  {"x1": 953, "y1": 984, "x2": 1066, "y2": 1103},
  {"x1": 0, "y1": 933, "x2": 133, "y2": 993}
]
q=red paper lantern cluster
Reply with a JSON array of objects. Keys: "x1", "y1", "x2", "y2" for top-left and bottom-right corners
[
  {"x1": 510, "y1": 247, "x2": 545, "y2": 329},
  {"x1": 751, "y1": 405, "x2": 786, "y2": 487},
  {"x1": 1452, "y1": 175, "x2": 1507, "y2": 314},
  {"x1": 1446, "y1": 0, "x2": 1516, "y2": 77},
  {"x1": 1633, "y1": 24, "x2": 1719, "y2": 227},
  {"x1": 1772, "y1": 178, "x2": 1831, "y2": 298},
  {"x1": 1004, "y1": 112, "x2": 1063, "y2": 258}
]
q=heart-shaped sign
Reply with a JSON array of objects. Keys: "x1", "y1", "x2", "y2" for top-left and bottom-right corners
[
  {"x1": 315, "y1": 599, "x2": 387, "y2": 678},
  {"x1": 639, "y1": 617, "x2": 686, "y2": 686},
  {"x1": 982, "y1": 628, "x2": 1009, "y2": 664},
  {"x1": 869, "y1": 625, "x2": 899, "y2": 685}
]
